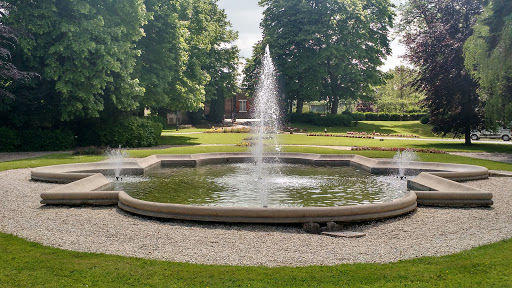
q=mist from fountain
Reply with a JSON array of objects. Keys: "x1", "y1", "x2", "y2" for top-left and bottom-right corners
[
  {"x1": 251, "y1": 45, "x2": 282, "y2": 207},
  {"x1": 392, "y1": 149, "x2": 419, "y2": 179},
  {"x1": 107, "y1": 145, "x2": 127, "y2": 181}
]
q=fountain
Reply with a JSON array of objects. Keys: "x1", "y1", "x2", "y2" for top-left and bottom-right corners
[
  {"x1": 392, "y1": 149, "x2": 419, "y2": 179},
  {"x1": 251, "y1": 45, "x2": 282, "y2": 207},
  {"x1": 107, "y1": 145, "x2": 126, "y2": 181},
  {"x1": 32, "y1": 47, "x2": 493, "y2": 223}
]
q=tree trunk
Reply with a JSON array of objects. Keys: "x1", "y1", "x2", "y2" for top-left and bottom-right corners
[
  {"x1": 296, "y1": 99, "x2": 304, "y2": 114},
  {"x1": 464, "y1": 128, "x2": 472, "y2": 145},
  {"x1": 330, "y1": 96, "x2": 339, "y2": 114}
]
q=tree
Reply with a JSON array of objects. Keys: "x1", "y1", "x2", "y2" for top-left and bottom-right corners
[
  {"x1": 135, "y1": 0, "x2": 239, "y2": 119},
  {"x1": 464, "y1": 0, "x2": 512, "y2": 128},
  {"x1": 0, "y1": 2, "x2": 36, "y2": 100},
  {"x1": 400, "y1": 0, "x2": 484, "y2": 145},
  {"x1": 374, "y1": 66, "x2": 426, "y2": 113},
  {"x1": 253, "y1": 0, "x2": 393, "y2": 114},
  {"x1": 5, "y1": 0, "x2": 148, "y2": 121}
]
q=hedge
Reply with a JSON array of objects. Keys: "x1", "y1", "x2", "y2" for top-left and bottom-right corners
[
  {"x1": 0, "y1": 127, "x2": 75, "y2": 152},
  {"x1": 96, "y1": 116, "x2": 163, "y2": 148},
  {"x1": 352, "y1": 112, "x2": 427, "y2": 121},
  {"x1": 288, "y1": 112, "x2": 428, "y2": 126},
  {"x1": 288, "y1": 112, "x2": 354, "y2": 127}
]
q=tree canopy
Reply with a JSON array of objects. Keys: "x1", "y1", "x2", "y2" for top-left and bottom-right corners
[
  {"x1": 0, "y1": 2, "x2": 36, "y2": 100},
  {"x1": 464, "y1": 0, "x2": 512, "y2": 128},
  {"x1": 244, "y1": 0, "x2": 394, "y2": 114},
  {"x1": 400, "y1": 0, "x2": 484, "y2": 144},
  {"x1": 373, "y1": 66, "x2": 426, "y2": 114},
  {"x1": 1, "y1": 0, "x2": 239, "y2": 130}
]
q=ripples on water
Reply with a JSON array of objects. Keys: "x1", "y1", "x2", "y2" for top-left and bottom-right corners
[{"x1": 114, "y1": 163, "x2": 408, "y2": 207}]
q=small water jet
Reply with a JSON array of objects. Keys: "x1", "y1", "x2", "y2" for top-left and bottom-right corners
[
  {"x1": 106, "y1": 145, "x2": 127, "y2": 181},
  {"x1": 251, "y1": 45, "x2": 281, "y2": 207},
  {"x1": 392, "y1": 149, "x2": 419, "y2": 179}
]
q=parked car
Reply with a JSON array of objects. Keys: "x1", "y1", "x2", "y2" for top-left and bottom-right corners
[{"x1": 470, "y1": 127, "x2": 512, "y2": 141}]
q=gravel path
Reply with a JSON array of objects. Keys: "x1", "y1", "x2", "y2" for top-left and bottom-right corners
[{"x1": 1, "y1": 168, "x2": 511, "y2": 267}]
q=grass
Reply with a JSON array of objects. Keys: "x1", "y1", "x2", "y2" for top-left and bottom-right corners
[
  {"x1": 162, "y1": 128, "x2": 210, "y2": 134},
  {"x1": 290, "y1": 121, "x2": 439, "y2": 137},
  {"x1": 1, "y1": 232, "x2": 511, "y2": 287},
  {"x1": 0, "y1": 153, "x2": 105, "y2": 172},
  {"x1": 2, "y1": 120, "x2": 512, "y2": 287}
]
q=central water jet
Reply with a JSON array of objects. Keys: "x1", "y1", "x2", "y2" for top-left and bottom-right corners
[{"x1": 251, "y1": 45, "x2": 282, "y2": 207}]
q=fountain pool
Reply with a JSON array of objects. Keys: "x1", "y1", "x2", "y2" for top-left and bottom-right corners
[
  {"x1": 34, "y1": 152, "x2": 492, "y2": 223},
  {"x1": 113, "y1": 163, "x2": 407, "y2": 208}
]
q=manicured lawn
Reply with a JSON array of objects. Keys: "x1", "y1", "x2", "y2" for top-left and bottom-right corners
[
  {"x1": 162, "y1": 128, "x2": 210, "y2": 134},
  {"x1": 289, "y1": 121, "x2": 439, "y2": 137},
  {"x1": 2, "y1": 122, "x2": 512, "y2": 287},
  {"x1": 1, "y1": 232, "x2": 511, "y2": 287}
]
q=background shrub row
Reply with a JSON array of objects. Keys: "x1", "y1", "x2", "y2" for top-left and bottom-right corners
[
  {"x1": 0, "y1": 127, "x2": 75, "y2": 152},
  {"x1": 288, "y1": 112, "x2": 428, "y2": 126},
  {"x1": 288, "y1": 113, "x2": 354, "y2": 127},
  {"x1": 0, "y1": 116, "x2": 163, "y2": 152}
]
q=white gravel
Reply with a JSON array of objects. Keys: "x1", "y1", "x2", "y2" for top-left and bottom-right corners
[{"x1": 1, "y1": 168, "x2": 511, "y2": 267}]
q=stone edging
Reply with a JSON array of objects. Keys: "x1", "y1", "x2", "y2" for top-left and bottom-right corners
[{"x1": 32, "y1": 153, "x2": 492, "y2": 223}]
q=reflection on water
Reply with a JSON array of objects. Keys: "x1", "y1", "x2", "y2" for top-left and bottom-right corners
[{"x1": 114, "y1": 163, "x2": 408, "y2": 207}]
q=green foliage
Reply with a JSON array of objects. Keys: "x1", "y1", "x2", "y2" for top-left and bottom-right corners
[
  {"x1": 464, "y1": 0, "x2": 512, "y2": 127},
  {"x1": 0, "y1": 127, "x2": 74, "y2": 152},
  {"x1": 400, "y1": 0, "x2": 485, "y2": 144},
  {"x1": 6, "y1": 0, "x2": 148, "y2": 121},
  {"x1": 374, "y1": 66, "x2": 426, "y2": 113},
  {"x1": 247, "y1": 0, "x2": 394, "y2": 114},
  {"x1": 350, "y1": 112, "x2": 427, "y2": 121},
  {"x1": 0, "y1": 127, "x2": 19, "y2": 151},
  {"x1": 21, "y1": 129, "x2": 75, "y2": 151},
  {"x1": 288, "y1": 112, "x2": 354, "y2": 127},
  {"x1": 135, "y1": 0, "x2": 239, "y2": 114},
  {"x1": 420, "y1": 115, "x2": 430, "y2": 124},
  {"x1": 97, "y1": 116, "x2": 162, "y2": 148}
]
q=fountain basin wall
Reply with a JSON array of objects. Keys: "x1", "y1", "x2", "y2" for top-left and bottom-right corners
[{"x1": 33, "y1": 153, "x2": 492, "y2": 223}]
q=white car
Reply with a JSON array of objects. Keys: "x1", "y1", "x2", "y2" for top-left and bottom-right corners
[{"x1": 470, "y1": 127, "x2": 511, "y2": 141}]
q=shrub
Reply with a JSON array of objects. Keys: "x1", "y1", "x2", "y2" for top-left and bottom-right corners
[
  {"x1": 312, "y1": 114, "x2": 353, "y2": 127},
  {"x1": 21, "y1": 129, "x2": 75, "y2": 151},
  {"x1": 0, "y1": 127, "x2": 20, "y2": 152},
  {"x1": 97, "y1": 116, "x2": 163, "y2": 148},
  {"x1": 420, "y1": 115, "x2": 430, "y2": 124},
  {"x1": 73, "y1": 146, "x2": 107, "y2": 155},
  {"x1": 289, "y1": 112, "x2": 316, "y2": 124}
]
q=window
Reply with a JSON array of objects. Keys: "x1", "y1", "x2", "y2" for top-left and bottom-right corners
[{"x1": 239, "y1": 100, "x2": 247, "y2": 112}]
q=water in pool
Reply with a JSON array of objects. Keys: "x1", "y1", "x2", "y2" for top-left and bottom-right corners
[{"x1": 113, "y1": 163, "x2": 407, "y2": 207}]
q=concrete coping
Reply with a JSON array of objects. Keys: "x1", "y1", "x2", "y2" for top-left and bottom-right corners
[{"x1": 33, "y1": 152, "x2": 492, "y2": 223}]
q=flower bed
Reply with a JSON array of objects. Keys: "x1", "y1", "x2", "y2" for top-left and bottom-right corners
[
  {"x1": 307, "y1": 133, "x2": 375, "y2": 139},
  {"x1": 351, "y1": 146, "x2": 447, "y2": 154},
  {"x1": 205, "y1": 127, "x2": 251, "y2": 133},
  {"x1": 346, "y1": 131, "x2": 420, "y2": 138}
]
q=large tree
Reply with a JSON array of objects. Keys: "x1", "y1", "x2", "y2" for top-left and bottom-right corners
[
  {"x1": 374, "y1": 66, "x2": 426, "y2": 114},
  {"x1": 5, "y1": 0, "x2": 148, "y2": 122},
  {"x1": 0, "y1": 2, "x2": 36, "y2": 100},
  {"x1": 464, "y1": 0, "x2": 512, "y2": 128},
  {"x1": 400, "y1": 0, "x2": 484, "y2": 145},
  {"x1": 135, "y1": 0, "x2": 239, "y2": 118},
  {"x1": 250, "y1": 0, "x2": 393, "y2": 114}
]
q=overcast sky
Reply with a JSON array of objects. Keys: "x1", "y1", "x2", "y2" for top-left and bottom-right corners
[{"x1": 217, "y1": 0, "x2": 405, "y2": 71}]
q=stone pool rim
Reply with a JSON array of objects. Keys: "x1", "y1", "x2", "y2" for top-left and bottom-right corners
[{"x1": 33, "y1": 152, "x2": 492, "y2": 224}]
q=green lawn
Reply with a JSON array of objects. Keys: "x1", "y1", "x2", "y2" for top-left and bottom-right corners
[
  {"x1": 2, "y1": 121, "x2": 512, "y2": 287},
  {"x1": 289, "y1": 121, "x2": 439, "y2": 137},
  {"x1": 156, "y1": 131, "x2": 512, "y2": 153},
  {"x1": 1, "y1": 232, "x2": 511, "y2": 287}
]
